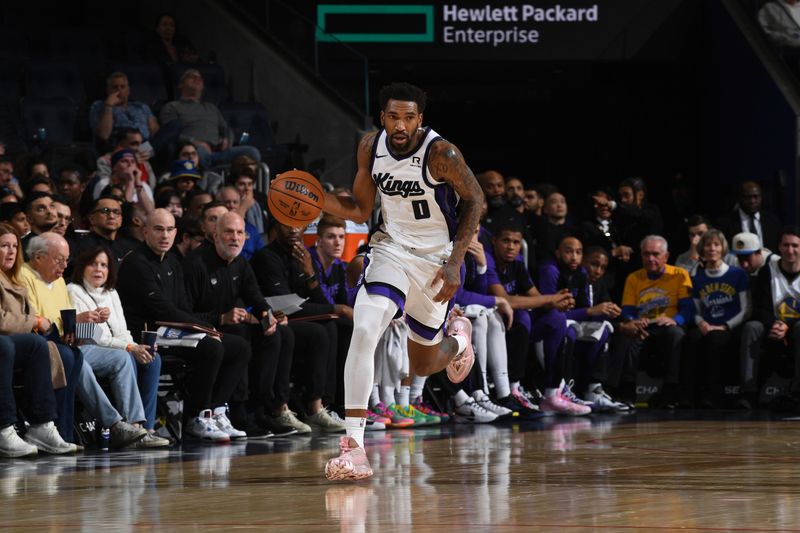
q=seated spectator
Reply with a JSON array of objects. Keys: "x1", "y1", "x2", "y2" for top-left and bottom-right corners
[
  {"x1": 582, "y1": 188, "x2": 633, "y2": 297},
  {"x1": 229, "y1": 164, "x2": 267, "y2": 234},
  {"x1": 216, "y1": 186, "x2": 265, "y2": 260},
  {"x1": 72, "y1": 196, "x2": 138, "y2": 267},
  {"x1": 504, "y1": 176, "x2": 526, "y2": 214},
  {"x1": 120, "y1": 203, "x2": 148, "y2": 244},
  {"x1": 165, "y1": 160, "x2": 202, "y2": 201},
  {"x1": 21, "y1": 192, "x2": 58, "y2": 257},
  {"x1": 89, "y1": 72, "x2": 170, "y2": 156},
  {"x1": 611, "y1": 235, "x2": 693, "y2": 408},
  {"x1": 674, "y1": 215, "x2": 711, "y2": 275},
  {"x1": 20, "y1": 233, "x2": 148, "y2": 448},
  {"x1": 613, "y1": 177, "x2": 664, "y2": 261},
  {"x1": 90, "y1": 150, "x2": 155, "y2": 217},
  {"x1": 198, "y1": 201, "x2": 228, "y2": 243},
  {"x1": 487, "y1": 222, "x2": 581, "y2": 414},
  {"x1": 52, "y1": 199, "x2": 72, "y2": 237},
  {"x1": 478, "y1": 170, "x2": 526, "y2": 237},
  {"x1": 730, "y1": 232, "x2": 775, "y2": 281},
  {"x1": 95, "y1": 128, "x2": 157, "y2": 190},
  {"x1": 160, "y1": 69, "x2": 261, "y2": 169},
  {"x1": 750, "y1": 227, "x2": 800, "y2": 398},
  {"x1": 160, "y1": 142, "x2": 224, "y2": 196},
  {"x1": 524, "y1": 186, "x2": 543, "y2": 217},
  {"x1": 0, "y1": 203, "x2": 30, "y2": 239},
  {"x1": 251, "y1": 221, "x2": 349, "y2": 432},
  {"x1": 173, "y1": 216, "x2": 205, "y2": 258},
  {"x1": 57, "y1": 165, "x2": 89, "y2": 230},
  {"x1": 717, "y1": 181, "x2": 781, "y2": 253},
  {"x1": 182, "y1": 212, "x2": 302, "y2": 436},
  {"x1": 0, "y1": 225, "x2": 77, "y2": 454},
  {"x1": 0, "y1": 157, "x2": 22, "y2": 199},
  {"x1": 22, "y1": 175, "x2": 55, "y2": 197},
  {"x1": 758, "y1": 0, "x2": 800, "y2": 48},
  {"x1": 538, "y1": 236, "x2": 626, "y2": 411},
  {"x1": 186, "y1": 189, "x2": 213, "y2": 220},
  {"x1": 67, "y1": 247, "x2": 169, "y2": 447},
  {"x1": 155, "y1": 188, "x2": 184, "y2": 219},
  {"x1": 117, "y1": 209, "x2": 251, "y2": 442},
  {"x1": 533, "y1": 191, "x2": 576, "y2": 264},
  {"x1": 686, "y1": 230, "x2": 750, "y2": 408},
  {"x1": 146, "y1": 13, "x2": 201, "y2": 66}
]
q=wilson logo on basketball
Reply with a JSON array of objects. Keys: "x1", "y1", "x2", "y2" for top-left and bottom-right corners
[
  {"x1": 284, "y1": 181, "x2": 320, "y2": 203},
  {"x1": 373, "y1": 172, "x2": 425, "y2": 198}
]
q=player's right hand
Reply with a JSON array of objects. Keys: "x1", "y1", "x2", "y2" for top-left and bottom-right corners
[{"x1": 431, "y1": 262, "x2": 461, "y2": 303}]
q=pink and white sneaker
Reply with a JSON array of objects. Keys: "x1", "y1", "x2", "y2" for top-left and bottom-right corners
[
  {"x1": 539, "y1": 381, "x2": 592, "y2": 416},
  {"x1": 325, "y1": 437, "x2": 374, "y2": 481},
  {"x1": 446, "y1": 316, "x2": 475, "y2": 383}
]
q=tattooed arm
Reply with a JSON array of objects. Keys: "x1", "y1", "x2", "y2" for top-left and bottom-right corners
[
  {"x1": 322, "y1": 132, "x2": 378, "y2": 223},
  {"x1": 428, "y1": 140, "x2": 483, "y2": 303}
]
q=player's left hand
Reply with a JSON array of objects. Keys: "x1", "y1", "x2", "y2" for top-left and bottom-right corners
[{"x1": 431, "y1": 262, "x2": 461, "y2": 303}]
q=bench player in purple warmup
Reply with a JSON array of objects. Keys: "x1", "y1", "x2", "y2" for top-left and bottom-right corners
[{"x1": 321, "y1": 82, "x2": 483, "y2": 480}]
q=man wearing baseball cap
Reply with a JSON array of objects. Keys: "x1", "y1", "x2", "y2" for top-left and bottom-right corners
[
  {"x1": 91, "y1": 149, "x2": 155, "y2": 215},
  {"x1": 730, "y1": 232, "x2": 774, "y2": 279}
]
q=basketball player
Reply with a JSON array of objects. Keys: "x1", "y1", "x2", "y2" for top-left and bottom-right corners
[{"x1": 322, "y1": 82, "x2": 484, "y2": 480}]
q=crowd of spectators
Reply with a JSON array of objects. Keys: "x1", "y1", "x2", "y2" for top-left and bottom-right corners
[{"x1": 1, "y1": 12, "x2": 799, "y2": 456}]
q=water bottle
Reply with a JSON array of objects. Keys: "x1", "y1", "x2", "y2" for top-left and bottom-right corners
[
  {"x1": 99, "y1": 427, "x2": 110, "y2": 451},
  {"x1": 238, "y1": 131, "x2": 250, "y2": 145}
]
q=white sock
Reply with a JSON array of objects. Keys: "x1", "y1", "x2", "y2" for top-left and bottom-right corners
[
  {"x1": 345, "y1": 417, "x2": 366, "y2": 449},
  {"x1": 494, "y1": 372, "x2": 511, "y2": 399},
  {"x1": 381, "y1": 385, "x2": 395, "y2": 405},
  {"x1": 545, "y1": 387, "x2": 558, "y2": 398},
  {"x1": 398, "y1": 385, "x2": 410, "y2": 407},
  {"x1": 452, "y1": 334, "x2": 468, "y2": 355},
  {"x1": 453, "y1": 389, "x2": 470, "y2": 407},
  {"x1": 511, "y1": 381, "x2": 521, "y2": 393},
  {"x1": 410, "y1": 375, "x2": 426, "y2": 403},
  {"x1": 587, "y1": 382, "x2": 601, "y2": 395}
]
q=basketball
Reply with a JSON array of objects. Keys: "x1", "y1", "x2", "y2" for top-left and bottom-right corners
[{"x1": 268, "y1": 169, "x2": 325, "y2": 228}]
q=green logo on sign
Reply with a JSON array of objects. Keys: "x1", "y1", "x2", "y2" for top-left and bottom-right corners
[{"x1": 316, "y1": 4, "x2": 434, "y2": 43}]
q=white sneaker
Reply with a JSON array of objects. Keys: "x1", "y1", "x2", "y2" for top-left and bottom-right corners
[
  {"x1": 471, "y1": 390, "x2": 513, "y2": 419},
  {"x1": 0, "y1": 425, "x2": 38, "y2": 458},
  {"x1": 185, "y1": 409, "x2": 230, "y2": 443},
  {"x1": 132, "y1": 432, "x2": 172, "y2": 448},
  {"x1": 584, "y1": 384, "x2": 630, "y2": 412},
  {"x1": 23, "y1": 422, "x2": 76, "y2": 454},
  {"x1": 212, "y1": 406, "x2": 248, "y2": 440},
  {"x1": 453, "y1": 397, "x2": 498, "y2": 424},
  {"x1": 563, "y1": 380, "x2": 594, "y2": 407},
  {"x1": 274, "y1": 409, "x2": 312, "y2": 434},
  {"x1": 306, "y1": 408, "x2": 346, "y2": 433}
]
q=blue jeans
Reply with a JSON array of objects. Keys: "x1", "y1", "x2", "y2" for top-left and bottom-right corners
[
  {"x1": 78, "y1": 344, "x2": 145, "y2": 428},
  {"x1": 197, "y1": 145, "x2": 261, "y2": 170},
  {"x1": 0, "y1": 334, "x2": 57, "y2": 428},
  {"x1": 134, "y1": 353, "x2": 161, "y2": 430}
]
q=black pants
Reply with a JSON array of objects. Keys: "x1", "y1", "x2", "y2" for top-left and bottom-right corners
[
  {"x1": 610, "y1": 325, "x2": 684, "y2": 386},
  {"x1": 683, "y1": 326, "x2": 740, "y2": 396},
  {"x1": 505, "y1": 323, "x2": 530, "y2": 384},
  {"x1": 289, "y1": 320, "x2": 337, "y2": 406},
  {"x1": 0, "y1": 334, "x2": 58, "y2": 429},
  {"x1": 165, "y1": 333, "x2": 251, "y2": 418},
  {"x1": 229, "y1": 323, "x2": 295, "y2": 412}
]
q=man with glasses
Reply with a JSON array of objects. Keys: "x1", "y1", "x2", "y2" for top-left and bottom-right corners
[
  {"x1": 21, "y1": 192, "x2": 58, "y2": 259},
  {"x1": 71, "y1": 196, "x2": 138, "y2": 269},
  {"x1": 117, "y1": 209, "x2": 252, "y2": 442},
  {"x1": 52, "y1": 200, "x2": 72, "y2": 237}
]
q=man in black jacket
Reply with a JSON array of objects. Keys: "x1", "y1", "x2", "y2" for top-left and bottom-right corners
[
  {"x1": 183, "y1": 212, "x2": 303, "y2": 436},
  {"x1": 117, "y1": 208, "x2": 251, "y2": 443},
  {"x1": 717, "y1": 181, "x2": 781, "y2": 253},
  {"x1": 251, "y1": 221, "x2": 350, "y2": 433}
]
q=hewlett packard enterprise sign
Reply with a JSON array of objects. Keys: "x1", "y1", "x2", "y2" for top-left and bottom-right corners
[{"x1": 316, "y1": 1, "x2": 680, "y2": 60}]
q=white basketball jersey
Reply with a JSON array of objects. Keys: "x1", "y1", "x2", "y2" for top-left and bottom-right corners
[
  {"x1": 370, "y1": 127, "x2": 459, "y2": 251},
  {"x1": 768, "y1": 259, "x2": 800, "y2": 322}
]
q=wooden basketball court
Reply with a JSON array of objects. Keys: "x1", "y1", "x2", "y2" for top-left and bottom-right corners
[{"x1": 3, "y1": 411, "x2": 800, "y2": 531}]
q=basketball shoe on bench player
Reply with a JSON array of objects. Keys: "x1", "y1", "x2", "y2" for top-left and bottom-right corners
[{"x1": 322, "y1": 82, "x2": 484, "y2": 481}]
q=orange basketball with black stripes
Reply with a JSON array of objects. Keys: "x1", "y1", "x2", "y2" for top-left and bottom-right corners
[{"x1": 268, "y1": 170, "x2": 325, "y2": 228}]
